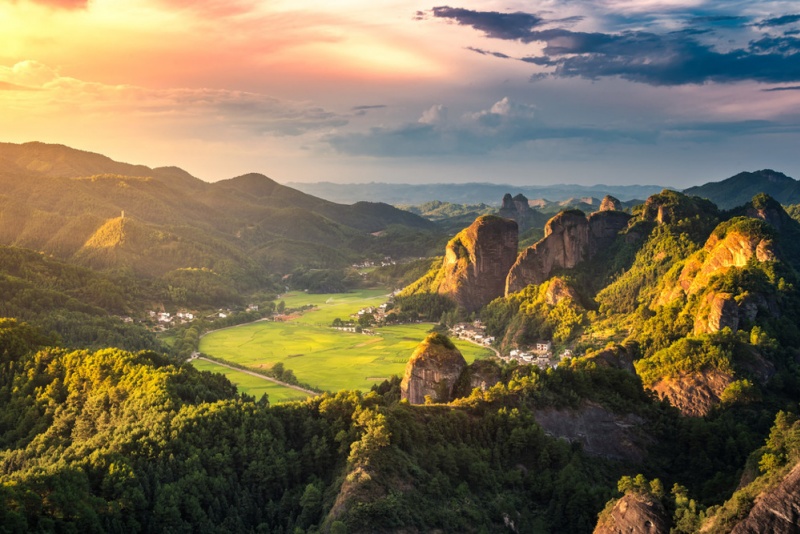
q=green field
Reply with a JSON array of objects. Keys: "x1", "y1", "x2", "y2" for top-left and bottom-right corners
[
  {"x1": 200, "y1": 289, "x2": 494, "y2": 392},
  {"x1": 190, "y1": 358, "x2": 310, "y2": 403}
]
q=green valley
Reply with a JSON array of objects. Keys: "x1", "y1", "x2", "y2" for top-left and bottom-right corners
[{"x1": 198, "y1": 290, "x2": 494, "y2": 393}]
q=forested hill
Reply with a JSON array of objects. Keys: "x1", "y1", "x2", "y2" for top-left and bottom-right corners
[
  {"x1": 0, "y1": 142, "x2": 442, "y2": 289},
  {"x1": 683, "y1": 169, "x2": 800, "y2": 209}
]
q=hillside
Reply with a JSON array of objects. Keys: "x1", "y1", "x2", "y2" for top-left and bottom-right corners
[
  {"x1": 684, "y1": 169, "x2": 800, "y2": 209},
  {"x1": 0, "y1": 142, "x2": 442, "y2": 296}
]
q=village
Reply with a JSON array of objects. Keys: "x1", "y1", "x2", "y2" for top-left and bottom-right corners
[{"x1": 450, "y1": 320, "x2": 574, "y2": 369}]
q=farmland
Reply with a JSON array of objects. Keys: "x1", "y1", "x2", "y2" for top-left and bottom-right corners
[
  {"x1": 190, "y1": 357, "x2": 310, "y2": 403},
  {"x1": 198, "y1": 289, "x2": 494, "y2": 393}
]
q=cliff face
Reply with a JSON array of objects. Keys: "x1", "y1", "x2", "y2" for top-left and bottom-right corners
[
  {"x1": 400, "y1": 334, "x2": 467, "y2": 404},
  {"x1": 730, "y1": 462, "x2": 800, "y2": 533},
  {"x1": 594, "y1": 493, "x2": 670, "y2": 534},
  {"x1": 437, "y1": 215, "x2": 518, "y2": 312},
  {"x1": 533, "y1": 402, "x2": 649, "y2": 462},
  {"x1": 655, "y1": 218, "x2": 779, "y2": 334},
  {"x1": 506, "y1": 209, "x2": 630, "y2": 294},
  {"x1": 498, "y1": 193, "x2": 544, "y2": 231},
  {"x1": 599, "y1": 194, "x2": 622, "y2": 212},
  {"x1": 675, "y1": 231, "x2": 775, "y2": 300},
  {"x1": 650, "y1": 369, "x2": 734, "y2": 418}
]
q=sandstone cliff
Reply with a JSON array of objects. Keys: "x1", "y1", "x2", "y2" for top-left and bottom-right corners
[
  {"x1": 498, "y1": 193, "x2": 545, "y2": 231},
  {"x1": 437, "y1": 215, "x2": 518, "y2": 312},
  {"x1": 599, "y1": 194, "x2": 622, "y2": 212},
  {"x1": 506, "y1": 209, "x2": 630, "y2": 294},
  {"x1": 400, "y1": 333, "x2": 467, "y2": 404},
  {"x1": 594, "y1": 493, "x2": 670, "y2": 534},
  {"x1": 656, "y1": 217, "x2": 779, "y2": 334},
  {"x1": 650, "y1": 369, "x2": 734, "y2": 418},
  {"x1": 729, "y1": 462, "x2": 800, "y2": 533}
]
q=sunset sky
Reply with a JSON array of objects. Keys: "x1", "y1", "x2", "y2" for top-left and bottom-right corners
[{"x1": 2, "y1": 0, "x2": 800, "y2": 187}]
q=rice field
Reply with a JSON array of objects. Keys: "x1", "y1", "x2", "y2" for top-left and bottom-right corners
[{"x1": 199, "y1": 289, "x2": 493, "y2": 393}]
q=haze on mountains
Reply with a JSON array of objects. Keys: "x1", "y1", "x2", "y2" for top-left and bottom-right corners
[{"x1": 1, "y1": 142, "x2": 800, "y2": 532}]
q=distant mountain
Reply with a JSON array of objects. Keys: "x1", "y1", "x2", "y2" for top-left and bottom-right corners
[
  {"x1": 0, "y1": 142, "x2": 442, "y2": 291},
  {"x1": 683, "y1": 169, "x2": 800, "y2": 210},
  {"x1": 285, "y1": 181, "x2": 665, "y2": 205}
]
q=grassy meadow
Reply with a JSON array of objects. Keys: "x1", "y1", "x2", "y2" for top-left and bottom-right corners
[{"x1": 199, "y1": 289, "x2": 494, "y2": 393}]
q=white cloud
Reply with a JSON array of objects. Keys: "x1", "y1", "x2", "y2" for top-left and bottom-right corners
[{"x1": 418, "y1": 104, "x2": 448, "y2": 125}]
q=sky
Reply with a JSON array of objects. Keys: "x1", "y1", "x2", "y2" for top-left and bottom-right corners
[{"x1": 2, "y1": 0, "x2": 800, "y2": 188}]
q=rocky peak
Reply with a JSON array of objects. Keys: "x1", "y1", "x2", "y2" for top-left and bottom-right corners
[
  {"x1": 400, "y1": 333, "x2": 467, "y2": 404},
  {"x1": 642, "y1": 190, "x2": 718, "y2": 226},
  {"x1": 498, "y1": 192, "x2": 542, "y2": 231},
  {"x1": 506, "y1": 209, "x2": 630, "y2": 294},
  {"x1": 437, "y1": 215, "x2": 518, "y2": 312},
  {"x1": 599, "y1": 195, "x2": 622, "y2": 212},
  {"x1": 594, "y1": 493, "x2": 670, "y2": 534},
  {"x1": 657, "y1": 217, "x2": 778, "y2": 329},
  {"x1": 745, "y1": 193, "x2": 786, "y2": 231}
]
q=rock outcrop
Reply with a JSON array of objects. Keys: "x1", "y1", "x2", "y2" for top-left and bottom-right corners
[
  {"x1": 650, "y1": 369, "x2": 734, "y2": 417},
  {"x1": 544, "y1": 277, "x2": 580, "y2": 306},
  {"x1": 594, "y1": 493, "x2": 670, "y2": 534},
  {"x1": 642, "y1": 190, "x2": 718, "y2": 226},
  {"x1": 655, "y1": 217, "x2": 780, "y2": 334},
  {"x1": 506, "y1": 209, "x2": 630, "y2": 294},
  {"x1": 730, "y1": 462, "x2": 800, "y2": 533},
  {"x1": 583, "y1": 344, "x2": 636, "y2": 373},
  {"x1": 437, "y1": 215, "x2": 518, "y2": 312},
  {"x1": 400, "y1": 333, "x2": 467, "y2": 404},
  {"x1": 599, "y1": 194, "x2": 622, "y2": 212},
  {"x1": 498, "y1": 193, "x2": 544, "y2": 231},
  {"x1": 533, "y1": 402, "x2": 649, "y2": 462}
]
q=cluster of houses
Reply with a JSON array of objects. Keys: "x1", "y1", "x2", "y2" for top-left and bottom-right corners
[
  {"x1": 451, "y1": 321, "x2": 496, "y2": 347},
  {"x1": 355, "y1": 303, "x2": 390, "y2": 321},
  {"x1": 508, "y1": 343, "x2": 574, "y2": 369},
  {"x1": 352, "y1": 256, "x2": 397, "y2": 270}
]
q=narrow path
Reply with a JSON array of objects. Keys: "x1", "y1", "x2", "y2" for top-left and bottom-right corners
[
  {"x1": 190, "y1": 354, "x2": 318, "y2": 396},
  {"x1": 458, "y1": 337, "x2": 501, "y2": 358}
]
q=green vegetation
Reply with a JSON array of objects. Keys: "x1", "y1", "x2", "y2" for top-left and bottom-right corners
[
  {"x1": 483, "y1": 278, "x2": 586, "y2": 351},
  {"x1": 189, "y1": 358, "x2": 309, "y2": 402},
  {"x1": 199, "y1": 292, "x2": 492, "y2": 392}
]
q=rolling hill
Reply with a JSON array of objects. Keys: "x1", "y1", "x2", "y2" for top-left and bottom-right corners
[
  {"x1": 0, "y1": 142, "x2": 442, "y2": 291},
  {"x1": 683, "y1": 169, "x2": 800, "y2": 209}
]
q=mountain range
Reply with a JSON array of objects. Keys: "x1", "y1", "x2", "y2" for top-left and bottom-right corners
[
  {"x1": 3, "y1": 142, "x2": 800, "y2": 532},
  {"x1": 0, "y1": 142, "x2": 440, "y2": 286}
]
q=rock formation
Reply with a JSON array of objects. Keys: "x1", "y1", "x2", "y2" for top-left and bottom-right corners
[
  {"x1": 437, "y1": 215, "x2": 518, "y2": 312},
  {"x1": 599, "y1": 194, "x2": 622, "y2": 212},
  {"x1": 498, "y1": 193, "x2": 543, "y2": 231},
  {"x1": 453, "y1": 358, "x2": 502, "y2": 398},
  {"x1": 730, "y1": 462, "x2": 800, "y2": 533},
  {"x1": 506, "y1": 209, "x2": 630, "y2": 294},
  {"x1": 655, "y1": 217, "x2": 779, "y2": 334},
  {"x1": 544, "y1": 277, "x2": 580, "y2": 306},
  {"x1": 593, "y1": 493, "x2": 670, "y2": 534},
  {"x1": 641, "y1": 189, "x2": 718, "y2": 226},
  {"x1": 650, "y1": 369, "x2": 734, "y2": 417},
  {"x1": 583, "y1": 344, "x2": 636, "y2": 373},
  {"x1": 533, "y1": 402, "x2": 649, "y2": 462},
  {"x1": 400, "y1": 333, "x2": 467, "y2": 404}
]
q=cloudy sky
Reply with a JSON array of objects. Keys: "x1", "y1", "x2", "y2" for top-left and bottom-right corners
[{"x1": 2, "y1": 0, "x2": 800, "y2": 187}]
